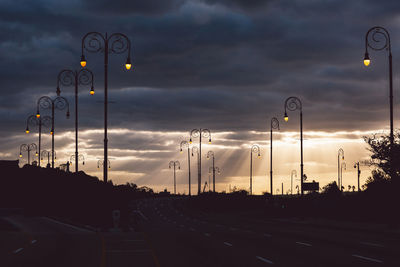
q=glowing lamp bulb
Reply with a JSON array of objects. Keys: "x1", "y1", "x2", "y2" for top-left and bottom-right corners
[
  {"x1": 363, "y1": 52, "x2": 370, "y2": 66},
  {"x1": 19, "y1": 153, "x2": 22, "y2": 158},
  {"x1": 80, "y1": 55, "x2": 87, "y2": 67},
  {"x1": 189, "y1": 139, "x2": 192, "y2": 144},
  {"x1": 125, "y1": 57, "x2": 132, "y2": 70},
  {"x1": 90, "y1": 87, "x2": 95, "y2": 95},
  {"x1": 36, "y1": 113, "x2": 40, "y2": 118},
  {"x1": 209, "y1": 139, "x2": 211, "y2": 144},
  {"x1": 50, "y1": 131, "x2": 54, "y2": 135},
  {"x1": 25, "y1": 128, "x2": 30, "y2": 134},
  {"x1": 35, "y1": 152, "x2": 38, "y2": 156},
  {"x1": 284, "y1": 113, "x2": 289, "y2": 122}
]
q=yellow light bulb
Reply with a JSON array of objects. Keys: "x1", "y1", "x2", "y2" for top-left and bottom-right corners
[
  {"x1": 125, "y1": 63, "x2": 132, "y2": 70},
  {"x1": 284, "y1": 116, "x2": 289, "y2": 122},
  {"x1": 19, "y1": 154, "x2": 22, "y2": 158},
  {"x1": 36, "y1": 113, "x2": 40, "y2": 118},
  {"x1": 26, "y1": 130, "x2": 29, "y2": 134},
  {"x1": 364, "y1": 59, "x2": 370, "y2": 66},
  {"x1": 90, "y1": 89, "x2": 94, "y2": 95},
  {"x1": 80, "y1": 61, "x2": 86, "y2": 67},
  {"x1": 50, "y1": 131, "x2": 53, "y2": 135}
]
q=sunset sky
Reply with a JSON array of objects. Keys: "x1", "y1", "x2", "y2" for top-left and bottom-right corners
[{"x1": 1, "y1": 0, "x2": 399, "y2": 194}]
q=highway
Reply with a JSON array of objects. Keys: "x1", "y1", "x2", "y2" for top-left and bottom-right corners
[
  {"x1": 1, "y1": 198, "x2": 399, "y2": 266},
  {"x1": 138, "y1": 198, "x2": 400, "y2": 266},
  {"x1": 0, "y1": 215, "x2": 157, "y2": 267}
]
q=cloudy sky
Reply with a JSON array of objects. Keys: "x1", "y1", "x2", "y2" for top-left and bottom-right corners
[{"x1": 1, "y1": 0, "x2": 400, "y2": 194}]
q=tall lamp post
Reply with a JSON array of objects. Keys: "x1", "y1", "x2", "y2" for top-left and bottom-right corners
[
  {"x1": 57, "y1": 69, "x2": 94, "y2": 172},
  {"x1": 189, "y1": 129, "x2": 211, "y2": 194},
  {"x1": 291, "y1": 170, "x2": 297, "y2": 195},
  {"x1": 249, "y1": 145, "x2": 261, "y2": 195},
  {"x1": 354, "y1": 162, "x2": 361, "y2": 191},
  {"x1": 180, "y1": 140, "x2": 191, "y2": 196},
  {"x1": 36, "y1": 96, "x2": 70, "y2": 168},
  {"x1": 208, "y1": 166, "x2": 220, "y2": 192},
  {"x1": 25, "y1": 114, "x2": 51, "y2": 167},
  {"x1": 169, "y1": 161, "x2": 180, "y2": 194},
  {"x1": 364, "y1": 26, "x2": 394, "y2": 145},
  {"x1": 191, "y1": 146, "x2": 200, "y2": 194},
  {"x1": 340, "y1": 162, "x2": 346, "y2": 191},
  {"x1": 270, "y1": 117, "x2": 280, "y2": 195},
  {"x1": 206, "y1": 151, "x2": 216, "y2": 192},
  {"x1": 70, "y1": 154, "x2": 85, "y2": 168},
  {"x1": 41, "y1": 150, "x2": 55, "y2": 167},
  {"x1": 80, "y1": 32, "x2": 133, "y2": 183},
  {"x1": 337, "y1": 148, "x2": 344, "y2": 188},
  {"x1": 19, "y1": 143, "x2": 38, "y2": 165},
  {"x1": 284, "y1": 96, "x2": 303, "y2": 195}
]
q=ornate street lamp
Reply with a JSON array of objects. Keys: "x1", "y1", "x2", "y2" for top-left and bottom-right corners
[
  {"x1": 97, "y1": 159, "x2": 111, "y2": 169},
  {"x1": 180, "y1": 140, "x2": 191, "y2": 196},
  {"x1": 364, "y1": 26, "x2": 394, "y2": 145},
  {"x1": 36, "y1": 96, "x2": 70, "y2": 168},
  {"x1": 207, "y1": 151, "x2": 217, "y2": 192},
  {"x1": 81, "y1": 32, "x2": 133, "y2": 183},
  {"x1": 70, "y1": 154, "x2": 85, "y2": 168},
  {"x1": 270, "y1": 117, "x2": 280, "y2": 195},
  {"x1": 284, "y1": 96, "x2": 303, "y2": 195},
  {"x1": 169, "y1": 161, "x2": 180, "y2": 194},
  {"x1": 250, "y1": 145, "x2": 261, "y2": 195},
  {"x1": 189, "y1": 129, "x2": 211, "y2": 194},
  {"x1": 337, "y1": 148, "x2": 344, "y2": 189},
  {"x1": 25, "y1": 114, "x2": 51, "y2": 167},
  {"x1": 291, "y1": 170, "x2": 297, "y2": 195},
  {"x1": 57, "y1": 69, "x2": 94, "y2": 172},
  {"x1": 19, "y1": 143, "x2": 37, "y2": 165},
  {"x1": 41, "y1": 150, "x2": 56, "y2": 167},
  {"x1": 340, "y1": 162, "x2": 346, "y2": 191},
  {"x1": 191, "y1": 146, "x2": 200, "y2": 194},
  {"x1": 208, "y1": 166, "x2": 220, "y2": 192}
]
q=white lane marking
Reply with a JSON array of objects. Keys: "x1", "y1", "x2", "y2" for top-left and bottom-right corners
[
  {"x1": 256, "y1": 256, "x2": 274, "y2": 264},
  {"x1": 223, "y1": 242, "x2": 233, "y2": 247},
  {"x1": 31, "y1": 240, "x2": 37, "y2": 244},
  {"x1": 204, "y1": 233, "x2": 210, "y2": 237},
  {"x1": 296, "y1": 242, "x2": 312, "y2": 247},
  {"x1": 13, "y1": 248, "x2": 24, "y2": 254},
  {"x1": 137, "y1": 211, "x2": 148, "y2": 220},
  {"x1": 263, "y1": 234, "x2": 272, "y2": 238},
  {"x1": 42, "y1": 217, "x2": 92, "y2": 233},
  {"x1": 360, "y1": 242, "x2": 384, "y2": 248},
  {"x1": 352, "y1": 254, "x2": 383, "y2": 263},
  {"x1": 107, "y1": 249, "x2": 152, "y2": 253},
  {"x1": 230, "y1": 227, "x2": 238, "y2": 231},
  {"x1": 190, "y1": 228, "x2": 195, "y2": 232}
]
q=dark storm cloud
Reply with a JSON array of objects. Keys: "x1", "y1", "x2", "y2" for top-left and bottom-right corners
[{"x1": 1, "y1": 0, "x2": 400, "y2": 158}]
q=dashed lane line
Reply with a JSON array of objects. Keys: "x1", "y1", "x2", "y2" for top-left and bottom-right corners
[
  {"x1": 223, "y1": 242, "x2": 233, "y2": 247},
  {"x1": 296, "y1": 242, "x2": 312, "y2": 247},
  {"x1": 13, "y1": 248, "x2": 24, "y2": 254},
  {"x1": 256, "y1": 256, "x2": 274, "y2": 264},
  {"x1": 352, "y1": 254, "x2": 383, "y2": 263}
]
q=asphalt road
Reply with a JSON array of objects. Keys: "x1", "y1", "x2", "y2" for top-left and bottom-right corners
[
  {"x1": 137, "y1": 198, "x2": 400, "y2": 267},
  {"x1": 0, "y1": 215, "x2": 157, "y2": 267},
  {"x1": 1, "y1": 198, "x2": 399, "y2": 266}
]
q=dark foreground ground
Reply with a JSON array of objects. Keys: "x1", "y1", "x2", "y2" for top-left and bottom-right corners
[{"x1": 1, "y1": 197, "x2": 400, "y2": 267}]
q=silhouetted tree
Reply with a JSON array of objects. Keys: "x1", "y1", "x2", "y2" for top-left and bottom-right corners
[
  {"x1": 321, "y1": 181, "x2": 341, "y2": 195},
  {"x1": 364, "y1": 132, "x2": 400, "y2": 180}
]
